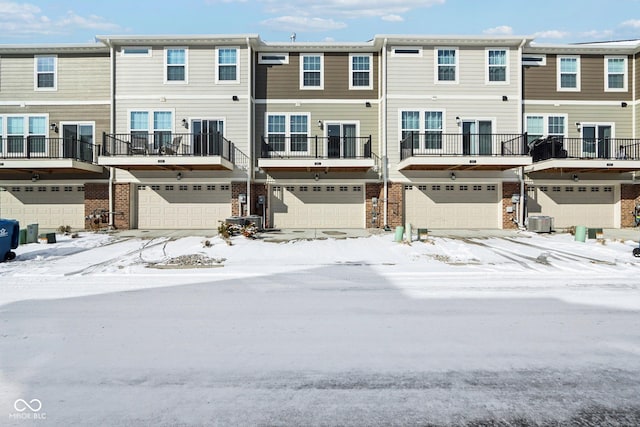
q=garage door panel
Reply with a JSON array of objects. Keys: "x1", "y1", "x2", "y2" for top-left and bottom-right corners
[
  {"x1": 272, "y1": 185, "x2": 364, "y2": 228},
  {"x1": 137, "y1": 184, "x2": 231, "y2": 229},
  {"x1": 531, "y1": 185, "x2": 615, "y2": 228},
  {"x1": 405, "y1": 184, "x2": 500, "y2": 229},
  {"x1": 0, "y1": 186, "x2": 85, "y2": 228}
]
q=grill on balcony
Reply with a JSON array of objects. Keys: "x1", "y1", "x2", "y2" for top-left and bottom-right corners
[{"x1": 528, "y1": 136, "x2": 640, "y2": 161}]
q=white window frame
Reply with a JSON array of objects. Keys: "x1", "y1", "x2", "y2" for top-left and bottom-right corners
[
  {"x1": 323, "y1": 120, "x2": 361, "y2": 157},
  {"x1": 127, "y1": 109, "x2": 175, "y2": 153},
  {"x1": 486, "y1": 48, "x2": 509, "y2": 84},
  {"x1": 34, "y1": 55, "x2": 57, "y2": 91},
  {"x1": 265, "y1": 112, "x2": 311, "y2": 155},
  {"x1": 557, "y1": 55, "x2": 580, "y2": 92},
  {"x1": 215, "y1": 47, "x2": 240, "y2": 84},
  {"x1": 398, "y1": 109, "x2": 446, "y2": 152},
  {"x1": 258, "y1": 52, "x2": 289, "y2": 65},
  {"x1": 525, "y1": 114, "x2": 568, "y2": 139},
  {"x1": 349, "y1": 53, "x2": 373, "y2": 90},
  {"x1": 391, "y1": 46, "x2": 423, "y2": 57},
  {"x1": 164, "y1": 47, "x2": 188, "y2": 84},
  {"x1": 0, "y1": 114, "x2": 49, "y2": 156},
  {"x1": 300, "y1": 53, "x2": 324, "y2": 90},
  {"x1": 434, "y1": 47, "x2": 458, "y2": 84},
  {"x1": 121, "y1": 46, "x2": 151, "y2": 57},
  {"x1": 604, "y1": 55, "x2": 627, "y2": 92}
]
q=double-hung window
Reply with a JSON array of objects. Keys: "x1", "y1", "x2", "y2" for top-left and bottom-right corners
[
  {"x1": 557, "y1": 56, "x2": 580, "y2": 91},
  {"x1": 165, "y1": 48, "x2": 187, "y2": 83},
  {"x1": 401, "y1": 111, "x2": 443, "y2": 152},
  {"x1": 487, "y1": 49, "x2": 508, "y2": 83},
  {"x1": 605, "y1": 56, "x2": 627, "y2": 91},
  {"x1": 7, "y1": 117, "x2": 25, "y2": 154},
  {"x1": 525, "y1": 115, "x2": 566, "y2": 143},
  {"x1": 35, "y1": 55, "x2": 56, "y2": 90},
  {"x1": 300, "y1": 54, "x2": 323, "y2": 89},
  {"x1": 28, "y1": 116, "x2": 47, "y2": 155},
  {"x1": 130, "y1": 111, "x2": 173, "y2": 153},
  {"x1": 350, "y1": 54, "x2": 372, "y2": 90},
  {"x1": 266, "y1": 113, "x2": 310, "y2": 153},
  {"x1": 216, "y1": 47, "x2": 238, "y2": 83},
  {"x1": 436, "y1": 48, "x2": 457, "y2": 83}
]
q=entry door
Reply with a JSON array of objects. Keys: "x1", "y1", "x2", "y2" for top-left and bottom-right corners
[
  {"x1": 62, "y1": 123, "x2": 94, "y2": 161},
  {"x1": 192, "y1": 120, "x2": 224, "y2": 155},
  {"x1": 582, "y1": 125, "x2": 612, "y2": 158},
  {"x1": 462, "y1": 120, "x2": 492, "y2": 155},
  {"x1": 327, "y1": 123, "x2": 357, "y2": 158}
]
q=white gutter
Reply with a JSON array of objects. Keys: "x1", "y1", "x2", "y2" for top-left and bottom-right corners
[
  {"x1": 382, "y1": 38, "x2": 389, "y2": 229},
  {"x1": 246, "y1": 37, "x2": 252, "y2": 216},
  {"x1": 105, "y1": 38, "x2": 116, "y2": 227},
  {"x1": 518, "y1": 38, "x2": 527, "y2": 227},
  {"x1": 633, "y1": 52, "x2": 637, "y2": 140}
]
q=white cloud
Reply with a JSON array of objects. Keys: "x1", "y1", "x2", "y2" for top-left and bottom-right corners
[
  {"x1": 620, "y1": 19, "x2": 640, "y2": 28},
  {"x1": 261, "y1": 16, "x2": 347, "y2": 32},
  {"x1": 483, "y1": 25, "x2": 513, "y2": 35},
  {"x1": 532, "y1": 30, "x2": 570, "y2": 40},
  {"x1": 382, "y1": 15, "x2": 404, "y2": 22},
  {"x1": 0, "y1": 1, "x2": 122, "y2": 38},
  {"x1": 579, "y1": 29, "x2": 614, "y2": 40},
  {"x1": 260, "y1": 0, "x2": 444, "y2": 20}
]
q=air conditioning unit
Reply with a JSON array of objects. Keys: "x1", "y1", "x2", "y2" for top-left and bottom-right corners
[{"x1": 527, "y1": 216, "x2": 554, "y2": 233}]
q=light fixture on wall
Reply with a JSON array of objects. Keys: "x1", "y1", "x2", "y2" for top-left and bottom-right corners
[
  {"x1": 621, "y1": 102, "x2": 628, "y2": 108},
  {"x1": 49, "y1": 123, "x2": 58, "y2": 133},
  {"x1": 176, "y1": 172, "x2": 182, "y2": 180},
  {"x1": 572, "y1": 174, "x2": 579, "y2": 182},
  {"x1": 314, "y1": 173, "x2": 319, "y2": 181},
  {"x1": 232, "y1": 95, "x2": 239, "y2": 101},
  {"x1": 317, "y1": 120, "x2": 323, "y2": 128},
  {"x1": 502, "y1": 95, "x2": 508, "y2": 101},
  {"x1": 31, "y1": 173, "x2": 39, "y2": 182},
  {"x1": 575, "y1": 122, "x2": 581, "y2": 132},
  {"x1": 455, "y1": 116, "x2": 461, "y2": 126},
  {"x1": 182, "y1": 118, "x2": 188, "y2": 129},
  {"x1": 450, "y1": 172, "x2": 456, "y2": 181},
  {"x1": 365, "y1": 101, "x2": 371, "y2": 107}
]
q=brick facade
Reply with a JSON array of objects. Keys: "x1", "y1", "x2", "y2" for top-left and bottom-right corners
[
  {"x1": 84, "y1": 183, "x2": 109, "y2": 230},
  {"x1": 251, "y1": 183, "x2": 268, "y2": 227},
  {"x1": 621, "y1": 183, "x2": 640, "y2": 228},
  {"x1": 231, "y1": 182, "x2": 246, "y2": 217},
  {"x1": 365, "y1": 183, "x2": 382, "y2": 228},
  {"x1": 113, "y1": 183, "x2": 131, "y2": 230},
  {"x1": 502, "y1": 182, "x2": 520, "y2": 230},
  {"x1": 386, "y1": 182, "x2": 404, "y2": 228}
]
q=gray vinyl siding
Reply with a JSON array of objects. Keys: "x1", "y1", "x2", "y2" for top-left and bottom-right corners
[
  {"x1": 523, "y1": 104, "x2": 633, "y2": 138},
  {"x1": 0, "y1": 53, "x2": 110, "y2": 100},
  {"x1": 114, "y1": 45, "x2": 250, "y2": 97},
  {"x1": 255, "y1": 102, "x2": 379, "y2": 154},
  {"x1": 386, "y1": 46, "x2": 521, "y2": 99}
]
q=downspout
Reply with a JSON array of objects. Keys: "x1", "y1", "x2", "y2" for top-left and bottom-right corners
[
  {"x1": 633, "y1": 51, "x2": 637, "y2": 140},
  {"x1": 105, "y1": 38, "x2": 116, "y2": 228},
  {"x1": 518, "y1": 38, "x2": 527, "y2": 228},
  {"x1": 382, "y1": 38, "x2": 389, "y2": 229},
  {"x1": 246, "y1": 37, "x2": 252, "y2": 216}
]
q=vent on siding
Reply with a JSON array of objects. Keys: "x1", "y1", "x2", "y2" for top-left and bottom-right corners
[{"x1": 522, "y1": 54, "x2": 546, "y2": 66}]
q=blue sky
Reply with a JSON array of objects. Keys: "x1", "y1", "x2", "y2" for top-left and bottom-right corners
[{"x1": 0, "y1": 0, "x2": 639, "y2": 45}]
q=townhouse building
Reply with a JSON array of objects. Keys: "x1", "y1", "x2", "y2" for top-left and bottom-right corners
[
  {"x1": 1, "y1": 34, "x2": 639, "y2": 231},
  {"x1": 0, "y1": 43, "x2": 109, "y2": 229},
  {"x1": 522, "y1": 40, "x2": 640, "y2": 228}
]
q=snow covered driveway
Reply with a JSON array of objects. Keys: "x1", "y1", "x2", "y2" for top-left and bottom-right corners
[{"x1": 1, "y1": 231, "x2": 640, "y2": 425}]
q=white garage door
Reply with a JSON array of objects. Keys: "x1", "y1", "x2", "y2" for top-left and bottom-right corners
[
  {"x1": 0, "y1": 185, "x2": 85, "y2": 229},
  {"x1": 137, "y1": 184, "x2": 231, "y2": 229},
  {"x1": 527, "y1": 184, "x2": 615, "y2": 228},
  {"x1": 405, "y1": 183, "x2": 501, "y2": 229},
  {"x1": 271, "y1": 184, "x2": 365, "y2": 228}
]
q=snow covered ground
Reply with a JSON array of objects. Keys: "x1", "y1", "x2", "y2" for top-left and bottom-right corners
[{"x1": 1, "y1": 230, "x2": 640, "y2": 426}]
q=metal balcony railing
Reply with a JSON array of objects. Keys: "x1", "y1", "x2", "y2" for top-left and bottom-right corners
[
  {"x1": 400, "y1": 133, "x2": 527, "y2": 161},
  {"x1": 101, "y1": 132, "x2": 235, "y2": 162},
  {"x1": 260, "y1": 135, "x2": 373, "y2": 159},
  {"x1": 528, "y1": 136, "x2": 640, "y2": 162},
  {"x1": 0, "y1": 136, "x2": 96, "y2": 163}
]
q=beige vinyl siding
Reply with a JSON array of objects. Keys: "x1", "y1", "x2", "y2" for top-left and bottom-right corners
[
  {"x1": 386, "y1": 46, "x2": 520, "y2": 99},
  {"x1": 115, "y1": 45, "x2": 250, "y2": 97},
  {"x1": 255, "y1": 103, "x2": 379, "y2": 155},
  {"x1": 523, "y1": 104, "x2": 633, "y2": 138},
  {"x1": 0, "y1": 54, "x2": 110, "y2": 100},
  {"x1": 255, "y1": 52, "x2": 379, "y2": 100},
  {"x1": 524, "y1": 54, "x2": 633, "y2": 101}
]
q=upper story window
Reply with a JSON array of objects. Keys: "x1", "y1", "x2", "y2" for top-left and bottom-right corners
[
  {"x1": 121, "y1": 47, "x2": 151, "y2": 57},
  {"x1": 525, "y1": 114, "x2": 566, "y2": 144},
  {"x1": 266, "y1": 113, "x2": 310, "y2": 153},
  {"x1": 35, "y1": 55, "x2": 56, "y2": 90},
  {"x1": 487, "y1": 49, "x2": 508, "y2": 83},
  {"x1": 350, "y1": 54, "x2": 372, "y2": 90},
  {"x1": 557, "y1": 56, "x2": 580, "y2": 91},
  {"x1": 392, "y1": 47, "x2": 422, "y2": 56},
  {"x1": 605, "y1": 56, "x2": 627, "y2": 91},
  {"x1": 300, "y1": 54, "x2": 323, "y2": 90},
  {"x1": 165, "y1": 48, "x2": 187, "y2": 83},
  {"x1": 435, "y1": 48, "x2": 457, "y2": 83},
  {"x1": 216, "y1": 47, "x2": 239, "y2": 83},
  {"x1": 401, "y1": 110, "x2": 444, "y2": 150}
]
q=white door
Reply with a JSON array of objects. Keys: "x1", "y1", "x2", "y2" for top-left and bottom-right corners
[
  {"x1": 405, "y1": 183, "x2": 501, "y2": 229},
  {"x1": 271, "y1": 184, "x2": 365, "y2": 228},
  {"x1": 0, "y1": 185, "x2": 85, "y2": 228},
  {"x1": 137, "y1": 184, "x2": 231, "y2": 229},
  {"x1": 527, "y1": 185, "x2": 615, "y2": 228}
]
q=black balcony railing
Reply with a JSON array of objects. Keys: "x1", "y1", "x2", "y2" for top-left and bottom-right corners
[
  {"x1": 101, "y1": 132, "x2": 235, "y2": 162},
  {"x1": 400, "y1": 133, "x2": 527, "y2": 161},
  {"x1": 1, "y1": 136, "x2": 95, "y2": 163},
  {"x1": 260, "y1": 135, "x2": 372, "y2": 159},
  {"x1": 528, "y1": 136, "x2": 640, "y2": 162}
]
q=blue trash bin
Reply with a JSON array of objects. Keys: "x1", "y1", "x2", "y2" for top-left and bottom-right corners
[{"x1": 0, "y1": 219, "x2": 20, "y2": 262}]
